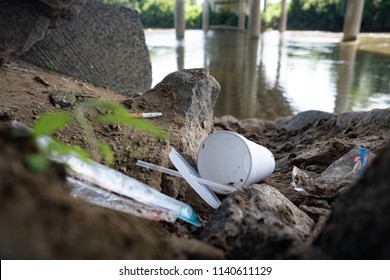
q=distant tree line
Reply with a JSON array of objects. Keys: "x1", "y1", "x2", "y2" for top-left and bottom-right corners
[
  {"x1": 285, "y1": 0, "x2": 390, "y2": 32},
  {"x1": 103, "y1": 0, "x2": 202, "y2": 29},
  {"x1": 103, "y1": 0, "x2": 390, "y2": 32}
]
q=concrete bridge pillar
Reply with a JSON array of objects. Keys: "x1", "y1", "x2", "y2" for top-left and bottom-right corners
[
  {"x1": 238, "y1": 0, "x2": 246, "y2": 30},
  {"x1": 342, "y1": 0, "x2": 365, "y2": 41},
  {"x1": 203, "y1": 0, "x2": 209, "y2": 31},
  {"x1": 279, "y1": 0, "x2": 288, "y2": 33},
  {"x1": 175, "y1": 0, "x2": 185, "y2": 39},
  {"x1": 248, "y1": 0, "x2": 261, "y2": 38}
]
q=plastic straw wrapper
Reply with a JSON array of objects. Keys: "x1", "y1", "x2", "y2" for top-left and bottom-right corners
[
  {"x1": 59, "y1": 153, "x2": 200, "y2": 226},
  {"x1": 67, "y1": 177, "x2": 177, "y2": 222}
]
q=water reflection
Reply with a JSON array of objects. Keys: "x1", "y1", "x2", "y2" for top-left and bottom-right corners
[
  {"x1": 335, "y1": 43, "x2": 358, "y2": 113},
  {"x1": 176, "y1": 40, "x2": 185, "y2": 70},
  {"x1": 203, "y1": 31, "x2": 293, "y2": 120},
  {"x1": 145, "y1": 30, "x2": 390, "y2": 120}
]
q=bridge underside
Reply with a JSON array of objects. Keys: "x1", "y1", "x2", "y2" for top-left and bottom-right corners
[{"x1": 175, "y1": 0, "x2": 365, "y2": 42}]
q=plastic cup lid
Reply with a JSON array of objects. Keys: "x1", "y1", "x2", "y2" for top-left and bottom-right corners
[{"x1": 169, "y1": 148, "x2": 221, "y2": 209}]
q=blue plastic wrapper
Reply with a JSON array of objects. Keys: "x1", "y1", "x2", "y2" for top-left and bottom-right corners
[{"x1": 291, "y1": 147, "x2": 375, "y2": 198}]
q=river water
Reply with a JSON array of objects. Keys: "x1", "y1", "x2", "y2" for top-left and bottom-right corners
[{"x1": 145, "y1": 29, "x2": 390, "y2": 120}]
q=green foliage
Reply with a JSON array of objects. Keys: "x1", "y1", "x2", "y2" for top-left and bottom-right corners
[
  {"x1": 32, "y1": 112, "x2": 71, "y2": 138},
  {"x1": 262, "y1": 2, "x2": 282, "y2": 30},
  {"x1": 103, "y1": 0, "x2": 390, "y2": 31},
  {"x1": 140, "y1": 0, "x2": 174, "y2": 28},
  {"x1": 47, "y1": 59, "x2": 59, "y2": 72},
  {"x1": 30, "y1": 111, "x2": 91, "y2": 165},
  {"x1": 27, "y1": 99, "x2": 168, "y2": 171},
  {"x1": 76, "y1": 100, "x2": 168, "y2": 139},
  {"x1": 25, "y1": 153, "x2": 48, "y2": 172},
  {"x1": 209, "y1": 10, "x2": 238, "y2": 27},
  {"x1": 288, "y1": 0, "x2": 344, "y2": 31},
  {"x1": 98, "y1": 141, "x2": 115, "y2": 165},
  {"x1": 186, "y1": 3, "x2": 202, "y2": 29},
  {"x1": 103, "y1": 0, "x2": 202, "y2": 29},
  {"x1": 0, "y1": 65, "x2": 7, "y2": 75},
  {"x1": 287, "y1": 0, "x2": 390, "y2": 32},
  {"x1": 361, "y1": 0, "x2": 390, "y2": 32}
]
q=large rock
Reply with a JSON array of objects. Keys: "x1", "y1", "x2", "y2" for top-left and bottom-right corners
[
  {"x1": 200, "y1": 184, "x2": 314, "y2": 259},
  {"x1": 312, "y1": 142, "x2": 390, "y2": 259},
  {"x1": 276, "y1": 110, "x2": 335, "y2": 132},
  {"x1": 0, "y1": 0, "x2": 85, "y2": 64},
  {"x1": 130, "y1": 68, "x2": 220, "y2": 162},
  {"x1": 21, "y1": 0, "x2": 152, "y2": 96}
]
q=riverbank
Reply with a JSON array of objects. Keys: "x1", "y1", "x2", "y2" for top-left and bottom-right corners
[
  {"x1": 1, "y1": 59, "x2": 389, "y2": 259},
  {"x1": 358, "y1": 33, "x2": 390, "y2": 56},
  {"x1": 282, "y1": 31, "x2": 390, "y2": 56}
]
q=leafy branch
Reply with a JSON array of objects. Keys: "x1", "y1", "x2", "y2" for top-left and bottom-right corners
[{"x1": 26, "y1": 100, "x2": 168, "y2": 171}]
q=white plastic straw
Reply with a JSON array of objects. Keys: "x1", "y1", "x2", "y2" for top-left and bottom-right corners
[{"x1": 136, "y1": 160, "x2": 236, "y2": 194}]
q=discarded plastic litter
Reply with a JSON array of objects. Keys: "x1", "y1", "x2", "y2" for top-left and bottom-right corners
[
  {"x1": 56, "y1": 151, "x2": 200, "y2": 227},
  {"x1": 67, "y1": 177, "x2": 178, "y2": 222},
  {"x1": 11, "y1": 120, "x2": 201, "y2": 227},
  {"x1": 197, "y1": 131, "x2": 275, "y2": 194},
  {"x1": 137, "y1": 131, "x2": 276, "y2": 207},
  {"x1": 291, "y1": 147, "x2": 375, "y2": 198},
  {"x1": 136, "y1": 160, "x2": 236, "y2": 194},
  {"x1": 169, "y1": 148, "x2": 221, "y2": 209}
]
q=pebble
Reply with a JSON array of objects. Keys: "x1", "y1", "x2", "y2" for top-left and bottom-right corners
[{"x1": 50, "y1": 90, "x2": 76, "y2": 109}]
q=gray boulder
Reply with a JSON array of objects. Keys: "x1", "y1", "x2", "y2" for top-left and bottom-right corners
[
  {"x1": 138, "y1": 68, "x2": 221, "y2": 161},
  {"x1": 0, "y1": 0, "x2": 86, "y2": 63},
  {"x1": 21, "y1": 0, "x2": 152, "y2": 96},
  {"x1": 200, "y1": 184, "x2": 314, "y2": 259},
  {"x1": 276, "y1": 110, "x2": 335, "y2": 132}
]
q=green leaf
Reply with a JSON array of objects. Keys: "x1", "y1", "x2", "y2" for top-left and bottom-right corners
[
  {"x1": 66, "y1": 145, "x2": 91, "y2": 162},
  {"x1": 32, "y1": 112, "x2": 71, "y2": 137},
  {"x1": 25, "y1": 153, "x2": 48, "y2": 172},
  {"x1": 81, "y1": 100, "x2": 130, "y2": 117},
  {"x1": 96, "y1": 114, "x2": 168, "y2": 140},
  {"x1": 79, "y1": 100, "x2": 168, "y2": 139},
  {"x1": 48, "y1": 139, "x2": 90, "y2": 162},
  {"x1": 98, "y1": 141, "x2": 114, "y2": 165}
]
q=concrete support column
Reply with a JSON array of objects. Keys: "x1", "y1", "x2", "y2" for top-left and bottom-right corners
[
  {"x1": 175, "y1": 0, "x2": 185, "y2": 39},
  {"x1": 202, "y1": 0, "x2": 209, "y2": 31},
  {"x1": 279, "y1": 0, "x2": 288, "y2": 33},
  {"x1": 342, "y1": 0, "x2": 365, "y2": 42},
  {"x1": 248, "y1": 0, "x2": 261, "y2": 39},
  {"x1": 238, "y1": 0, "x2": 246, "y2": 30}
]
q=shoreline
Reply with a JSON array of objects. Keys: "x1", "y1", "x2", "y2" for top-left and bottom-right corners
[{"x1": 146, "y1": 29, "x2": 390, "y2": 56}]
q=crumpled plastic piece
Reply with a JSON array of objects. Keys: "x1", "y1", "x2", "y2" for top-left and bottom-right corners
[{"x1": 291, "y1": 147, "x2": 375, "y2": 198}]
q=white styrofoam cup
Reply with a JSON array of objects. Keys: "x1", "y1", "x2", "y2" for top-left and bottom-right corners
[{"x1": 197, "y1": 131, "x2": 275, "y2": 194}]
